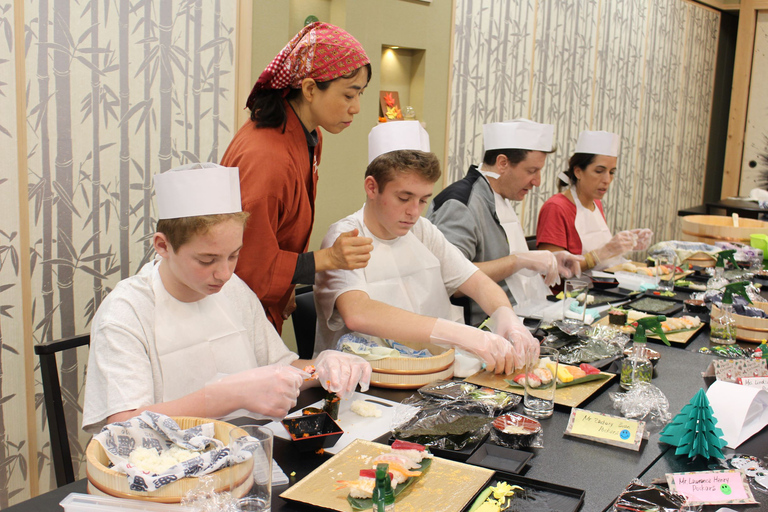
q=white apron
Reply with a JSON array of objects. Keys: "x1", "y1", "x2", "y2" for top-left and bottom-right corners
[
  {"x1": 571, "y1": 186, "x2": 625, "y2": 271},
  {"x1": 152, "y1": 264, "x2": 257, "y2": 403},
  {"x1": 360, "y1": 210, "x2": 464, "y2": 324},
  {"x1": 493, "y1": 192, "x2": 552, "y2": 308}
]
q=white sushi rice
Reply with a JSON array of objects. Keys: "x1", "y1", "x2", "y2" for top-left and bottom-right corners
[
  {"x1": 350, "y1": 400, "x2": 382, "y2": 418},
  {"x1": 127, "y1": 446, "x2": 200, "y2": 474}
]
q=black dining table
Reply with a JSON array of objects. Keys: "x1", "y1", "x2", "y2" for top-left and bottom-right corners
[{"x1": 7, "y1": 322, "x2": 768, "y2": 511}]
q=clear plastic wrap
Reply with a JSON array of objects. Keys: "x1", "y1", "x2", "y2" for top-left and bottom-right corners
[
  {"x1": 611, "y1": 479, "x2": 699, "y2": 512},
  {"x1": 391, "y1": 395, "x2": 495, "y2": 451},
  {"x1": 417, "y1": 380, "x2": 520, "y2": 414},
  {"x1": 609, "y1": 382, "x2": 672, "y2": 431},
  {"x1": 542, "y1": 324, "x2": 628, "y2": 365},
  {"x1": 181, "y1": 475, "x2": 238, "y2": 512}
]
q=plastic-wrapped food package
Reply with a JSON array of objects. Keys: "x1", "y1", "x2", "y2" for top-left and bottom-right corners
[
  {"x1": 542, "y1": 324, "x2": 628, "y2": 365},
  {"x1": 610, "y1": 382, "x2": 672, "y2": 431},
  {"x1": 391, "y1": 395, "x2": 495, "y2": 451},
  {"x1": 417, "y1": 380, "x2": 520, "y2": 414},
  {"x1": 182, "y1": 475, "x2": 238, "y2": 512},
  {"x1": 611, "y1": 480, "x2": 698, "y2": 512}
]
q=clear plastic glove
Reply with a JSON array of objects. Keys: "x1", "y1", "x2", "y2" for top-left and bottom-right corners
[
  {"x1": 429, "y1": 318, "x2": 518, "y2": 374},
  {"x1": 486, "y1": 307, "x2": 540, "y2": 368},
  {"x1": 595, "y1": 230, "x2": 636, "y2": 261},
  {"x1": 513, "y1": 251, "x2": 560, "y2": 286},
  {"x1": 211, "y1": 364, "x2": 308, "y2": 420},
  {"x1": 326, "y1": 229, "x2": 373, "y2": 270},
  {"x1": 314, "y1": 350, "x2": 372, "y2": 399},
  {"x1": 554, "y1": 251, "x2": 584, "y2": 279},
  {"x1": 630, "y1": 228, "x2": 653, "y2": 252}
]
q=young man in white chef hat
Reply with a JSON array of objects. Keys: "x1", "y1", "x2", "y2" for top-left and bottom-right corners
[
  {"x1": 82, "y1": 163, "x2": 371, "y2": 433},
  {"x1": 428, "y1": 119, "x2": 584, "y2": 323},
  {"x1": 537, "y1": 130, "x2": 652, "y2": 271},
  {"x1": 314, "y1": 122, "x2": 539, "y2": 376}
]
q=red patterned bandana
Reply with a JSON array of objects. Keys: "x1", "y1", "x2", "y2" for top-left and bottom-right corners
[{"x1": 246, "y1": 22, "x2": 369, "y2": 109}]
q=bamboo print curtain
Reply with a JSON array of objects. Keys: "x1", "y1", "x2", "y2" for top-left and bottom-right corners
[
  {"x1": 0, "y1": 0, "x2": 238, "y2": 503},
  {"x1": 448, "y1": 0, "x2": 719, "y2": 242}
]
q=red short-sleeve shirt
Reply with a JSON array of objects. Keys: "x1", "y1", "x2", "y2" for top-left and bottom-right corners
[{"x1": 536, "y1": 193, "x2": 605, "y2": 255}]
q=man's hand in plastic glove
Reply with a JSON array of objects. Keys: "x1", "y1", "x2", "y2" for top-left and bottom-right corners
[
  {"x1": 630, "y1": 228, "x2": 653, "y2": 252},
  {"x1": 429, "y1": 318, "x2": 517, "y2": 374},
  {"x1": 596, "y1": 230, "x2": 636, "y2": 261},
  {"x1": 487, "y1": 307, "x2": 540, "y2": 368},
  {"x1": 512, "y1": 251, "x2": 560, "y2": 286},
  {"x1": 554, "y1": 251, "x2": 584, "y2": 279},
  {"x1": 212, "y1": 364, "x2": 308, "y2": 419},
  {"x1": 314, "y1": 350, "x2": 372, "y2": 399}
]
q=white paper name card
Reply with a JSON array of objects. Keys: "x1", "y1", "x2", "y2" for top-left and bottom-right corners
[{"x1": 564, "y1": 408, "x2": 645, "y2": 451}]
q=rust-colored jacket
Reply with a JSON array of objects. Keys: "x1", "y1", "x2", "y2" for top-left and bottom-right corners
[{"x1": 221, "y1": 106, "x2": 322, "y2": 333}]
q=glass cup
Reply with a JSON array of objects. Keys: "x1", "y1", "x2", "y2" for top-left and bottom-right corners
[
  {"x1": 523, "y1": 346, "x2": 559, "y2": 419},
  {"x1": 229, "y1": 425, "x2": 274, "y2": 512},
  {"x1": 562, "y1": 279, "x2": 589, "y2": 328},
  {"x1": 655, "y1": 254, "x2": 676, "y2": 292}
]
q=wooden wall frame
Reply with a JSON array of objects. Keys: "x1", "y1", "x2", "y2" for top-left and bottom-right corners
[{"x1": 721, "y1": 0, "x2": 767, "y2": 198}]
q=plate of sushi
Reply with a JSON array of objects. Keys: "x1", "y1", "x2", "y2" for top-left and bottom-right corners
[
  {"x1": 503, "y1": 360, "x2": 610, "y2": 389},
  {"x1": 597, "y1": 310, "x2": 704, "y2": 346},
  {"x1": 280, "y1": 439, "x2": 494, "y2": 512}
]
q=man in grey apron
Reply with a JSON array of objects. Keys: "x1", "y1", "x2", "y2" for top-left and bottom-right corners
[
  {"x1": 83, "y1": 163, "x2": 371, "y2": 433},
  {"x1": 429, "y1": 120, "x2": 583, "y2": 324},
  {"x1": 315, "y1": 122, "x2": 538, "y2": 376}
]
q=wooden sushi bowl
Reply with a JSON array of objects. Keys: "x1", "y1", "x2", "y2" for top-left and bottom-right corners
[
  {"x1": 86, "y1": 416, "x2": 253, "y2": 503},
  {"x1": 369, "y1": 342, "x2": 454, "y2": 389},
  {"x1": 681, "y1": 215, "x2": 768, "y2": 245},
  {"x1": 711, "y1": 301, "x2": 768, "y2": 343}
]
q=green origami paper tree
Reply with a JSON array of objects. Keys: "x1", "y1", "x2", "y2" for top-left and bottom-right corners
[{"x1": 659, "y1": 388, "x2": 727, "y2": 460}]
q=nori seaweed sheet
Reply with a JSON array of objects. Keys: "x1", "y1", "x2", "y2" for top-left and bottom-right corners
[{"x1": 627, "y1": 297, "x2": 676, "y2": 314}]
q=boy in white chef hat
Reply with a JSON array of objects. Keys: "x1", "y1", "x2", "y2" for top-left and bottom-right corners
[
  {"x1": 314, "y1": 121, "x2": 539, "y2": 376},
  {"x1": 428, "y1": 119, "x2": 584, "y2": 323},
  {"x1": 82, "y1": 163, "x2": 371, "y2": 433},
  {"x1": 537, "y1": 130, "x2": 652, "y2": 271}
]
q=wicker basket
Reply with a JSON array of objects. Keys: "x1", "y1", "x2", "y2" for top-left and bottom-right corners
[
  {"x1": 369, "y1": 342, "x2": 454, "y2": 389},
  {"x1": 681, "y1": 215, "x2": 768, "y2": 244},
  {"x1": 711, "y1": 302, "x2": 768, "y2": 343},
  {"x1": 86, "y1": 417, "x2": 252, "y2": 503}
]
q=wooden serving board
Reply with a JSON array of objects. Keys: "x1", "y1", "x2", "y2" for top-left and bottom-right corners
[
  {"x1": 463, "y1": 371, "x2": 615, "y2": 408},
  {"x1": 602, "y1": 261, "x2": 693, "y2": 281},
  {"x1": 280, "y1": 439, "x2": 493, "y2": 512}
]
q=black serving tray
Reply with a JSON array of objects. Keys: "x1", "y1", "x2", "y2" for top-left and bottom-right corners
[
  {"x1": 465, "y1": 442, "x2": 532, "y2": 474},
  {"x1": 586, "y1": 288, "x2": 631, "y2": 307},
  {"x1": 387, "y1": 432, "x2": 489, "y2": 463},
  {"x1": 623, "y1": 294, "x2": 683, "y2": 316},
  {"x1": 461, "y1": 470, "x2": 585, "y2": 512}
]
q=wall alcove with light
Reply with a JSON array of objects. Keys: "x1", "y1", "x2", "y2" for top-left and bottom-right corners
[{"x1": 379, "y1": 46, "x2": 426, "y2": 124}]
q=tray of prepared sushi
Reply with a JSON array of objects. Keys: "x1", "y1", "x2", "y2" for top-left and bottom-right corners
[
  {"x1": 280, "y1": 439, "x2": 495, "y2": 512},
  {"x1": 462, "y1": 470, "x2": 585, "y2": 512},
  {"x1": 596, "y1": 310, "x2": 704, "y2": 346}
]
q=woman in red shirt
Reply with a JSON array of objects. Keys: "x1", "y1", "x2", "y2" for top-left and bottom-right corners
[
  {"x1": 221, "y1": 22, "x2": 374, "y2": 332},
  {"x1": 536, "y1": 131, "x2": 652, "y2": 271}
]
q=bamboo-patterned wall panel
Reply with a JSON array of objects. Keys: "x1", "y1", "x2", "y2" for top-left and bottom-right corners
[
  {"x1": 0, "y1": 0, "x2": 238, "y2": 503},
  {"x1": 0, "y1": 3, "x2": 33, "y2": 506},
  {"x1": 448, "y1": 0, "x2": 720, "y2": 243}
]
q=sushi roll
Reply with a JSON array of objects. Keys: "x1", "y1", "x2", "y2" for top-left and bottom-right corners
[{"x1": 608, "y1": 309, "x2": 627, "y2": 325}]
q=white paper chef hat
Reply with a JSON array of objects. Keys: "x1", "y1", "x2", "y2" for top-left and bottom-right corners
[
  {"x1": 483, "y1": 119, "x2": 554, "y2": 152},
  {"x1": 368, "y1": 121, "x2": 430, "y2": 163},
  {"x1": 574, "y1": 130, "x2": 620, "y2": 157},
  {"x1": 154, "y1": 163, "x2": 241, "y2": 220}
]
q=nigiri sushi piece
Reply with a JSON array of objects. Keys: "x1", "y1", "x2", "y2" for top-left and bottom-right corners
[
  {"x1": 371, "y1": 462, "x2": 421, "y2": 484},
  {"x1": 580, "y1": 363, "x2": 601, "y2": 375},
  {"x1": 391, "y1": 440, "x2": 431, "y2": 463},
  {"x1": 533, "y1": 367, "x2": 553, "y2": 384},
  {"x1": 336, "y1": 469, "x2": 394, "y2": 498},
  {"x1": 512, "y1": 373, "x2": 541, "y2": 388},
  {"x1": 372, "y1": 453, "x2": 420, "y2": 470},
  {"x1": 564, "y1": 366, "x2": 587, "y2": 379}
]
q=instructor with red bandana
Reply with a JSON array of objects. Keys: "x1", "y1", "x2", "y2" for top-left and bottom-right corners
[{"x1": 221, "y1": 22, "x2": 374, "y2": 332}]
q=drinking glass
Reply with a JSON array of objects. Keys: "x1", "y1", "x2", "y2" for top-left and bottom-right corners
[
  {"x1": 230, "y1": 425, "x2": 273, "y2": 512},
  {"x1": 562, "y1": 279, "x2": 589, "y2": 328},
  {"x1": 655, "y1": 254, "x2": 676, "y2": 292},
  {"x1": 523, "y1": 346, "x2": 559, "y2": 419}
]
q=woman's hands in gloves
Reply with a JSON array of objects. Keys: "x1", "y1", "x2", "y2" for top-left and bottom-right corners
[
  {"x1": 554, "y1": 251, "x2": 584, "y2": 279},
  {"x1": 512, "y1": 251, "x2": 560, "y2": 286},
  {"x1": 487, "y1": 307, "x2": 540, "y2": 367},
  {"x1": 209, "y1": 364, "x2": 309, "y2": 420},
  {"x1": 596, "y1": 231, "x2": 637, "y2": 261},
  {"x1": 429, "y1": 318, "x2": 518, "y2": 374},
  {"x1": 314, "y1": 350, "x2": 372, "y2": 399},
  {"x1": 630, "y1": 228, "x2": 653, "y2": 252}
]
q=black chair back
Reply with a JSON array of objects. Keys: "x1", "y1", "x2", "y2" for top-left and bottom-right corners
[
  {"x1": 292, "y1": 287, "x2": 317, "y2": 359},
  {"x1": 34, "y1": 334, "x2": 90, "y2": 487}
]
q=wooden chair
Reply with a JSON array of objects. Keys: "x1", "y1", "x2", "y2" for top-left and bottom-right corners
[
  {"x1": 291, "y1": 286, "x2": 317, "y2": 359},
  {"x1": 34, "y1": 334, "x2": 90, "y2": 487}
]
